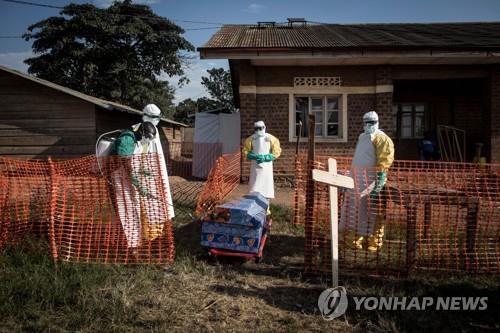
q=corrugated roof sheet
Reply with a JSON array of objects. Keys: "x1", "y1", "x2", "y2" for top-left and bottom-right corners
[
  {"x1": 200, "y1": 22, "x2": 500, "y2": 49},
  {"x1": 0, "y1": 65, "x2": 188, "y2": 127}
]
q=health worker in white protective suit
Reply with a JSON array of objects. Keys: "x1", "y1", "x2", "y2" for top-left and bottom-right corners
[
  {"x1": 242, "y1": 121, "x2": 281, "y2": 204},
  {"x1": 112, "y1": 104, "x2": 175, "y2": 249},
  {"x1": 340, "y1": 111, "x2": 394, "y2": 252}
]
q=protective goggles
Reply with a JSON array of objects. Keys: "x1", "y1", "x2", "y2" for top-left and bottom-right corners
[
  {"x1": 254, "y1": 126, "x2": 265, "y2": 131},
  {"x1": 145, "y1": 114, "x2": 161, "y2": 119},
  {"x1": 363, "y1": 120, "x2": 378, "y2": 125},
  {"x1": 143, "y1": 133, "x2": 155, "y2": 140}
]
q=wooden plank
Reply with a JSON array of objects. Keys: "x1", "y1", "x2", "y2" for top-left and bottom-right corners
[
  {"x1": 0, "y1": 145, "x2": 93, "y2": 155},
  {"x1": 328, "y1": 158, "x2": 339, "y2": 287},
  {"x1": 406, "y1": 205, "x2": 418, "y2": 273},
  {"x1": 465, "y1": 199, "x2": 480, "y2": 259},
  {"x1": 0, "y1": 119, "x2": 95, "y2": 129},
  {"x1": 0, "y1": 154, "x2": 83, "y2": 160},
  {"x1": 304, "y1": 114, "x2": 316, "y2": 272},
  {"x1": 0, "y1": 128, "x2": 95, "y2": 137},
  {"x1": 0, "y1": 135, "x2": 95, "y2": 146},
  {"x1": 0, "y1": 94, "x2": 83, "y2": 104},
  {"x1": 312, "y1": 169, "x2": 354, "y2": 189},
  {"x1": 0, "y1": 103, "x2": 92, "y2": 111},
  {"x1": 0, "y1": 110, "x2": 94, "y2": 120}
]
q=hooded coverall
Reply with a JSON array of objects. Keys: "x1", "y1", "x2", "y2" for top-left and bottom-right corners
[
  {"x1": 242, "y1": 133, "x2": 281, "y2": 199},
  {"x1": 112, "y1": 123, "x2": 174, "y2": 248},
  {"x1": 340, "y1": 128, "x2": 394, "y2": 251}
]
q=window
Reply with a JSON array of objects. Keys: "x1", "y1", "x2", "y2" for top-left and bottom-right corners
[
  {"x1": 394, "y1": 103, "x2": 425, "y2": 138},
  {"x1": 294, "y1": 95, "x2": 342, "y2": 139}
]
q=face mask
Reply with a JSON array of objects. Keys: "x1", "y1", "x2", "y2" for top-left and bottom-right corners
[
  {"x1": 140, "y1": 137, "x2": 151, "y2": 146},
  {"x1": 364, "y1": 122, "x2": 378, "y2": 135},
  {"x1": 143, "y1": 115, "x2": 160, "y2": 127},
  {"x1": 255, "y1": 126, "x2": 265, "y2": 137}
]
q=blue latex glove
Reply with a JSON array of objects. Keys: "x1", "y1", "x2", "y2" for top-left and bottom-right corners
[
  {"x1": 247, "y1": 151, "x2": 259, "y2": 161},
  {"x1": 370, "y1": 171, "x2": 387, "y2": 197}
]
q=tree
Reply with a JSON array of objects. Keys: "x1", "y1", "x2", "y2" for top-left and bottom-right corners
[
  {"x1": 173, "y1": 98, "x2": 197, "y2": 124},
  {"x1": 201, "y1": 67, "x2": 235, "y2": 111},
  {"x1": 195, "y1": 96, "x2": 218, "y2": 112},
  {"x1": 23, "y1": 0, "x2": 194, "y2": 118}
]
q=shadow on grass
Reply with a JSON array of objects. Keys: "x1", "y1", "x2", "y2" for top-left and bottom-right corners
[
  {"x1": 211, "y1": 284, "x2": 324, "y2": 315},
  {"x1": 209, "y1": 272, "x2": 500, "y2": 332},
  {"x1": 174, "y1": 219, "x2": 305, "y2": 274}
]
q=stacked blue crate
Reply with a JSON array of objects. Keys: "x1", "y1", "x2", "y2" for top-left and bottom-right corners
[{"x1": 201, "y1": 193, "x2": 269, "y2": 253}]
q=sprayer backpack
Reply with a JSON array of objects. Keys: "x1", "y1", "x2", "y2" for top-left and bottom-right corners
[{"x1": 96, "y1": 130, "x2": 122, "y2": 158}]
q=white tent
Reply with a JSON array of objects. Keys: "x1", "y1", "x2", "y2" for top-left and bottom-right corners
[{"x1": 192, "y1": 112, "x2": 240, "y2": 178}]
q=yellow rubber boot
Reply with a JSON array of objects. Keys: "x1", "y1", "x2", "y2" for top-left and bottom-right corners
[
  {"x1": 367, "y1": 225, "x2": 385, "y2": 252},
  {"x1": 353, "y1": 236, "x2": 365, "y2": 250}
]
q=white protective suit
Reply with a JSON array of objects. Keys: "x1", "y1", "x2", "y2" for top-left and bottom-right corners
[
  {"x1": 113, "y1": 106, "x2": 174, "y2": 248},
  {"x1": 242, "y1": 121, "x2": 281, "y2": 199},
  {"x1": 340, "y1": 111, "x2": 394, "y2": 237}
]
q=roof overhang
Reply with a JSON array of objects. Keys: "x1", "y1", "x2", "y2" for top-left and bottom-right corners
[{"x1": 199, "y1": 48, "x2": 500, "y2": 65}]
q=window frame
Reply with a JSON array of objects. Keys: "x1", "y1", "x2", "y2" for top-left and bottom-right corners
[
  {"x1": 394, "y1": 103, "x2": 426, "y2": 139},
  {"x1": 290, "y1": 94, "x2": 347, "y2": 143}
]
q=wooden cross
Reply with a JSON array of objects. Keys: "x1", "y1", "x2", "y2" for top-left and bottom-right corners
[{"x1": 312, "y1": 158, "x2": 354, "y2": 287}]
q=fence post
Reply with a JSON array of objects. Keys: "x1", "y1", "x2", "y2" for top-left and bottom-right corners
[
  {"x1": 406, "y1": 204, "x2": 417, "y2": 273},
  {"x1": 465, "y1": 197, "x2": 480, "y2": 271},
  {"x1": 48, "y1": 157, "x2": 59, "y2": 262},
  {"x1": 304, "y1": 115, "x2": 315, "y2": 273}
]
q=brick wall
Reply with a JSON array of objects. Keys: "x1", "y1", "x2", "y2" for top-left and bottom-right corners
[
  {"x1": 490, "y1": 67, "x2": 500, "y2": 162},
  {"x1": 239, "y1": 65, "x2": 399, "y2": 176},
  {"x1": 240, "y1": 92, "x2": 391, "y2": 177},
  {"x1": 238, "y1": 64, "x2": 498, "y2": 177},
  {"x1": 240, "y1": 93, "x2": 290, "y2": 177},
  {"x1": 254, "y1": 66, "x2": 376, "y2": 87}
]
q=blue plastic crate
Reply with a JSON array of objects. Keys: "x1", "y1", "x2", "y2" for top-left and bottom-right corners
[
  {"x1": 201, "y1": 221, "x2": 264, "y2": 253},
  {"x1": 201, "y1": 194, "x2": 269, "y2": 253}
]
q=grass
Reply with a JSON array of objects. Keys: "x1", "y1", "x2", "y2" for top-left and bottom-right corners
[{"x1": 0, "y1": 204, "x2": 499, "y2": 332}]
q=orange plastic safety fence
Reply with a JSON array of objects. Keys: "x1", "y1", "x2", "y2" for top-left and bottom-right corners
[
  {"x1": 1, "y1": 154, "x2": 175, "y2": 264},
  {"x1": 196, "y1": 152, "x2": 241, "y2": 217},
  {"x1": 0, "y1": 157, "x2": 50, "y2": 248},
  {"x1": 49, "y1": 154, "x2": 175, "y2": 264},
  {"x1": 295, "y1": 155, "x2": 500, "y2": 276},
  {"x1": 165, "y1": 142, "x2": 222, "y2": 179}
]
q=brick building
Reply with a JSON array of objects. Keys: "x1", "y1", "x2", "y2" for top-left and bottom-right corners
[{"x1": 199, "y1": 21, "x2": 500, "y2": 176}]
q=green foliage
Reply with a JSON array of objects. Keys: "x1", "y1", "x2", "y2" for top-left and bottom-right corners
[
  {"x1": 173, "y1": 98, "x2": 197, "y2": 124},
  {"x1": 195, "y1": 96, "x2": 219, "y2": 112},
  {"x1": 173, "y1": 95, "x2": 224, "y2": 125},
  {"x1": 201, "y1": 67, "x2": 234, "y2": 111},
  {"x1": 23, "y1": 0, "x2": 193, "y2": 116}
]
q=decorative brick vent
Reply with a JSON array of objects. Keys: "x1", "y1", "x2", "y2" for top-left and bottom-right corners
[{"x1": 294, "y1": 76, "x2": 342, "y2": 87}]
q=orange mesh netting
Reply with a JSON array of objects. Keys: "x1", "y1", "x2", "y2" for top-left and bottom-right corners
[
  {"x1": 165, "y1": 142, "x2": 222, "y2": 180},
  {"x1": 0, "y1": 147, "x2": 238, "y2": 264},
  {"x1": 47, "y1": 154, "x2": 176, "y2": 264},
  {"x1": 0, "y1": 158, "x2": 50, "y2": 248},
  {"x1": 295, "y1": 155, "x2": 500, "y2": 276},
  {"x1": 195, "y1": 152, "x2": 241, "y2": 217}
]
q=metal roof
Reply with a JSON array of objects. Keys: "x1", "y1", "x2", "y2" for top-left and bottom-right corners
[
  {"x1": 199, "y1": 22, "x2": 500, "y2": 50},
  {"x1": 0, "y1": 65, "x2": 188, "y2": 127}
]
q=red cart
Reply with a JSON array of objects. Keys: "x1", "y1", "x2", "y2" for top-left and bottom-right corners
[{"x1": 206, "y1": 218, "x2": 272, "y2": 263}]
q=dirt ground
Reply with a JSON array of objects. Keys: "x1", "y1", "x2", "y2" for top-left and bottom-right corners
[
  {"x1": 226, "y1": 184, "x2": 294, "y2": 208},
  {"x1": 169, "y1": 176, "x2": 295, "y2": 208}
]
